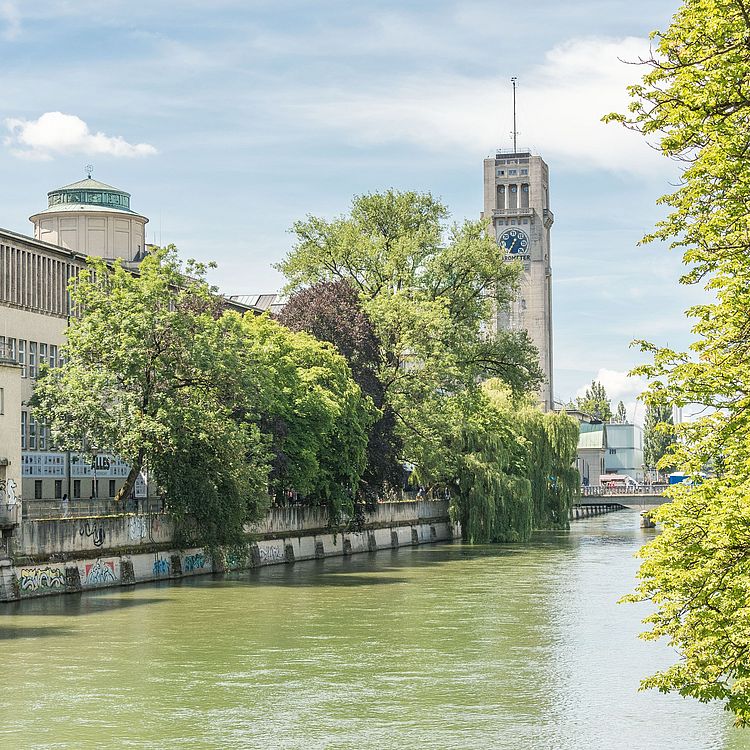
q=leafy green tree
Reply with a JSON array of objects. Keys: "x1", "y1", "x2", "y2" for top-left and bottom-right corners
[
  {"x1": 278, "y1": 190, "x2": 544, "y2": 489},
  {"x1": 447, "y1": 381, "x2": 579, "y2": 543},
  {"x1": 576, "y1": 381, "x2": 612, "y2": 422},
  {"x1": 277, "y1": 280, "x2": 402, "y2": 498},
  {"x1": 32, "y1": 248, "x2": 271, "y2": 547},
  {"x1": 237, "y1": 313, "x2": 373, "y2": 520},
  {"x1": 642, "y1": 397, "x2": 675, "y2": 475},
  {"x1": 614, "y1": 400, "x2": 627, "y2": 423},
  {"x1": 607, "y1": 0, "x2": 750, "y2": 723}
]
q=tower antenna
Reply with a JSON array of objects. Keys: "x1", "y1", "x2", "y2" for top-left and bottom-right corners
[
  {"x1": 511, "y1": 77, "x2": 518, "y2": 153},
  {"x1": 85, "y1": 163, "x2": 93, "y2": 179}
]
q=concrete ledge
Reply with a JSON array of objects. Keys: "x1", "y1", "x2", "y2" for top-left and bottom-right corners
[{"x1": 1, "y1": 520, "x2": 458, "y2": 601}]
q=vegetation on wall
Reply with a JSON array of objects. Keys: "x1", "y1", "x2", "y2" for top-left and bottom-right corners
[{"x1": 607, "y1": 0, "x2": 750, "y2": 723}]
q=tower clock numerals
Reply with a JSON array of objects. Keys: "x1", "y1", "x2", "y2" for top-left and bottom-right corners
[{"x1": 498, "y1": 228, "x2": 529, "y2": 255}]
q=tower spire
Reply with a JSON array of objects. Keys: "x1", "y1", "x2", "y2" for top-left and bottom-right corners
[{"x1": 511, "y1": 77, "x2": 518, "y2": 152}]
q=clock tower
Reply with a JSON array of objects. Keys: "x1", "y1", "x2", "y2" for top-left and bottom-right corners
[{"x1": 482, "y1": 150, "x2": 554, "y2": 410}]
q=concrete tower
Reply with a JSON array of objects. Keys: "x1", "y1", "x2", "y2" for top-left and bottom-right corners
[
  {"x1": 29, "y1": 176, "x2": 148, "y2": 262},
  {"x1": 482, "y1": 150, "x2": 554, "y2": 410}
]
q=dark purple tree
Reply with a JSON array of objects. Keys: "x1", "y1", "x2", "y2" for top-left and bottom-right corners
[{"x1": 278, "y1": 280, "x2": 403, "y2": 498}]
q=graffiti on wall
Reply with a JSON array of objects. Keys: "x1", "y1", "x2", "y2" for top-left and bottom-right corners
[
  {"x1": 127, "y1": 516, "x2": 148, "y2": 541},
  {"x1": 152, "y1": 558, "x2": 170, "y2": 576},
  {"x1": 83, "y1": 559, "x2": 118, "y2": 586},
  {"x1": 258, "y1": 546, "x2": 284, "y2": 564},
  {"x1": 19, "y1": 566, "x2": 65, "y2": 592},
  {"x1": 79, "y1": 521, "x2": 105, "y2": 548},
  {"x1": 183, "y1": 553, "x2": 207, "y2": 572},
  {"x1": 0, "y1": 478, "x2": 19, "y2": 505}
]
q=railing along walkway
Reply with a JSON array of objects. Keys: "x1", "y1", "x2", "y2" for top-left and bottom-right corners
[
  {"x1": 580, "y1": 484, "x2": 667, "y2": 498},
  {"x1": 22, "y1": 498, "x2": 164, "y2": 520}
]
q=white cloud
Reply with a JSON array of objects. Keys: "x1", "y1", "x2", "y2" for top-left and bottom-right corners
[
  {"x1": 4, "y1": 112, "x2": 157, "y2": 160},
  {"x1": 575, "y1": 367, "x2": 648, "y2": 425},
  {"x1": 290, "y1": 36, "x2": 660, "y2": 175},
  {"x1": 0, "y1": 1, "x2": 20, "y2": 40}
]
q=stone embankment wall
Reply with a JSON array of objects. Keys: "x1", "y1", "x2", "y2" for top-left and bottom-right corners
[{"x1": 0, "y1": 501, "x2": 455, "y2": 602}]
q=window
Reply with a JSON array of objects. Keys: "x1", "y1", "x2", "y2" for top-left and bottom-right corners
[
  {"x1": 39, "y1": 343, "x2": 47, "y2": 370},
  {"x1": 34, "y1": 480, "x2": 42, "y2": 499},
  {"x1": 520, "y1": 169, "x2": 528, "y2": 175},
  {"x1": 28, "y1": 418, "x2": 37, "y2": 450},
  {"x1": 109, "y1": 479, "x2": 116, "y2": 498},
  {"x1": 21, "y1": 412, "x2": 27, "y2": 449},
  {"x1": 18, "y1": 339, "x2": 26, "y2": 377},
  {"x1": 39, "y1": 421, "x2": 47, "y2": 450},
  {"x1": 609, "y1": 448, "x2": 617, "y2": 454},
  {"x1": 508, "y1": 169, "x2": 517, "y2": 175},
  {"x1": 29, "y1": 341, "x2": 37, "y2": 378},
  {"x1": 73, "y1": 479, "x2": 81, "y2": 499},
  {"x1": 0, "y1": 387, "x2": 3, "y2": 415},
  {"x1": 54, "y1": 480, "x2": 63, "y2": 499},
  {"x1": 496, "y1": 169, "x2": 505, "y2": 176},
  {"x1": 49, "y1": 345, "x2": 57, "y2": 369}
]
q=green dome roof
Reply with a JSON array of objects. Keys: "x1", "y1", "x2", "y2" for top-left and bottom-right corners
[{"x1": 45, "y1": 176, "x2": 134, "y2": 214}]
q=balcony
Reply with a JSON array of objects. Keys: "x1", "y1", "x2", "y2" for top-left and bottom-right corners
[{"x1": 491, "y1": 207, "x2": 534, "y2": 218}]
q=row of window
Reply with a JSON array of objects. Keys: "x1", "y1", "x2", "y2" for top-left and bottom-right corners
[
  {"x1": 496, "y1": 218, "x2": 530, "y2": 227},
  {"x1": 33, "y1": 478, "x2": 117, "y2": 500},
  {"x1": 0, "y1": 242, "x2": 77, "y2": 316},
  {"x1": 496, "y1": 168, "x2": 529, "y2": 177},
  {"x1": 20, "y1": 411, "x2": 50, "y2": 451},
  {"x1": 0, "y1": 336, "x2": 62, "y2": 379}
]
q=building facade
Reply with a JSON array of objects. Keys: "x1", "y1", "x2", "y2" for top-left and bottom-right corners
[
  {"x1": 0, "y1": 176, "x2": 257, "y2": 510},
  {"x1": 482, "y1": 150, "x2": 554, "y2": 410}
]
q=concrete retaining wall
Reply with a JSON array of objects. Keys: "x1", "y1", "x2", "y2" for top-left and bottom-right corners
[{"x1": 0, "y1": 501, "x2": 455, "y2": 602}]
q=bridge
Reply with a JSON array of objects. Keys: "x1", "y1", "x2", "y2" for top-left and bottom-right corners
[{"x1": 570, "y1": 485, "x2": 670, "y2": 523}]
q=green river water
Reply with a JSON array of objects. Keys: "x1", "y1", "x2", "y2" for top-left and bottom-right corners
[{"x1": 1, "y1": 511, "x2": 749, "y2": 750}]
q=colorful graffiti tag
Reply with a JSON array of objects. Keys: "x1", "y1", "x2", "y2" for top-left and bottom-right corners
[
  {"x1": 183, "y1": 553, "x2": 207, "y2": 572},
  {"x1": 19, "y1": 567, "x2": 65, "y2": 592},
  {"x1": 83, "y1": 559, "x2": 118, "y2": 586},
  {"x1": 152, "y1": 558, "x2": 169, "y2": 576}
]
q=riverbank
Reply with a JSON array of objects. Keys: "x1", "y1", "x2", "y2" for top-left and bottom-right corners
[{"x1": 0, "y1": 500, "x2": 456, "y2": 602}]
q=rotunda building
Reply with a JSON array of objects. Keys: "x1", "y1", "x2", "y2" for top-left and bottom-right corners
[{"x1": 29, "y1": 176, "x2": 148, "y2": 262}]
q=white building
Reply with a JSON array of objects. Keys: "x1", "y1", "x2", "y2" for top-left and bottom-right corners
[{"x1": 0, "y1": 175, "x2": 257, "y2": 513}]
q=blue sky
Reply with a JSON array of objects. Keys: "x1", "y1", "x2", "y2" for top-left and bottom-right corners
[{"x1": 0, "y1": 0, "x2": 698, "y2": 415}]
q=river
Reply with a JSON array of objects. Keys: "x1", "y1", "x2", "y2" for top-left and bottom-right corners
[{"x1": 1, "y1": 511, "x2": 748, "y2": 749}]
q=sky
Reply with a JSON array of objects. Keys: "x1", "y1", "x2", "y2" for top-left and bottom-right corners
[{"x1": 0, "y1": 0, "x2": 699, "y2": 419}]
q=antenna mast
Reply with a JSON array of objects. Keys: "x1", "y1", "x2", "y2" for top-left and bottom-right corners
[{"x1": 511, "y1": 77, "x2": 518, "y2": 152}]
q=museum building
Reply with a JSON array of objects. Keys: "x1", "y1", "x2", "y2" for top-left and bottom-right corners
[{"x1": 0, "y1": 176, "x2": 257, "y2": 509}]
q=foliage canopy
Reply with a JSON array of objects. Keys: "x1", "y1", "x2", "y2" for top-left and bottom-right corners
[{"x1": 608, "y1": 0, "x2": 750, "y2": 723}]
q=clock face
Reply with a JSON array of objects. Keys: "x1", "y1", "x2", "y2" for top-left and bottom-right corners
[{"x1": 499, "y1": 228, "x2": 529, "y2": 255}]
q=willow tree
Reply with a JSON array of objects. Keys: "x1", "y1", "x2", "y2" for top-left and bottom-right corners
[
  {"x1": 607, "y1": 0, "x2": 750, "y2": 723},
  {"x1": 447, "y1": 381, "x2": 579, "y2": 544}
]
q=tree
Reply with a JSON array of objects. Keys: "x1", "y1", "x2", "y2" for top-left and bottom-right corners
[
  {"x1": 32, "y1": 248, "x2": 271, "y2": 548},
  {"x1": 614, "y1": 400, "x2": 627, "y2": 423},
  {"x1": 607, "y1": 0, "x2": 750, "y2": 723},
  {"x1": 576, "y1": 381, "x2": 613, "y2": 422},
  {"x1": 447, "y1": 380, "x2": 579, "y2": 543},
  {"x1": 642, "y1": 397, "x2": 675, "y2": 475},
  {"x1": 277, "y1": 280, "x2": 402, "y2": 498},
  {"x1": 278, "y1": 190, "x2": 544, "y2": 497},
  {"x1": 237, "y1": 313, "x2": 374, "y2": 520}
]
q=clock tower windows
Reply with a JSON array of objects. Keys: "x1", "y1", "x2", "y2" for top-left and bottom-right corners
[{"x1": 496, "y1": 184, "x2": 505, "y2": 209}]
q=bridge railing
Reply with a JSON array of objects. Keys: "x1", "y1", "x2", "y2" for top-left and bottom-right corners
[{"x1": 580, "y1": 484, "x2": 667, "y2": 497}]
